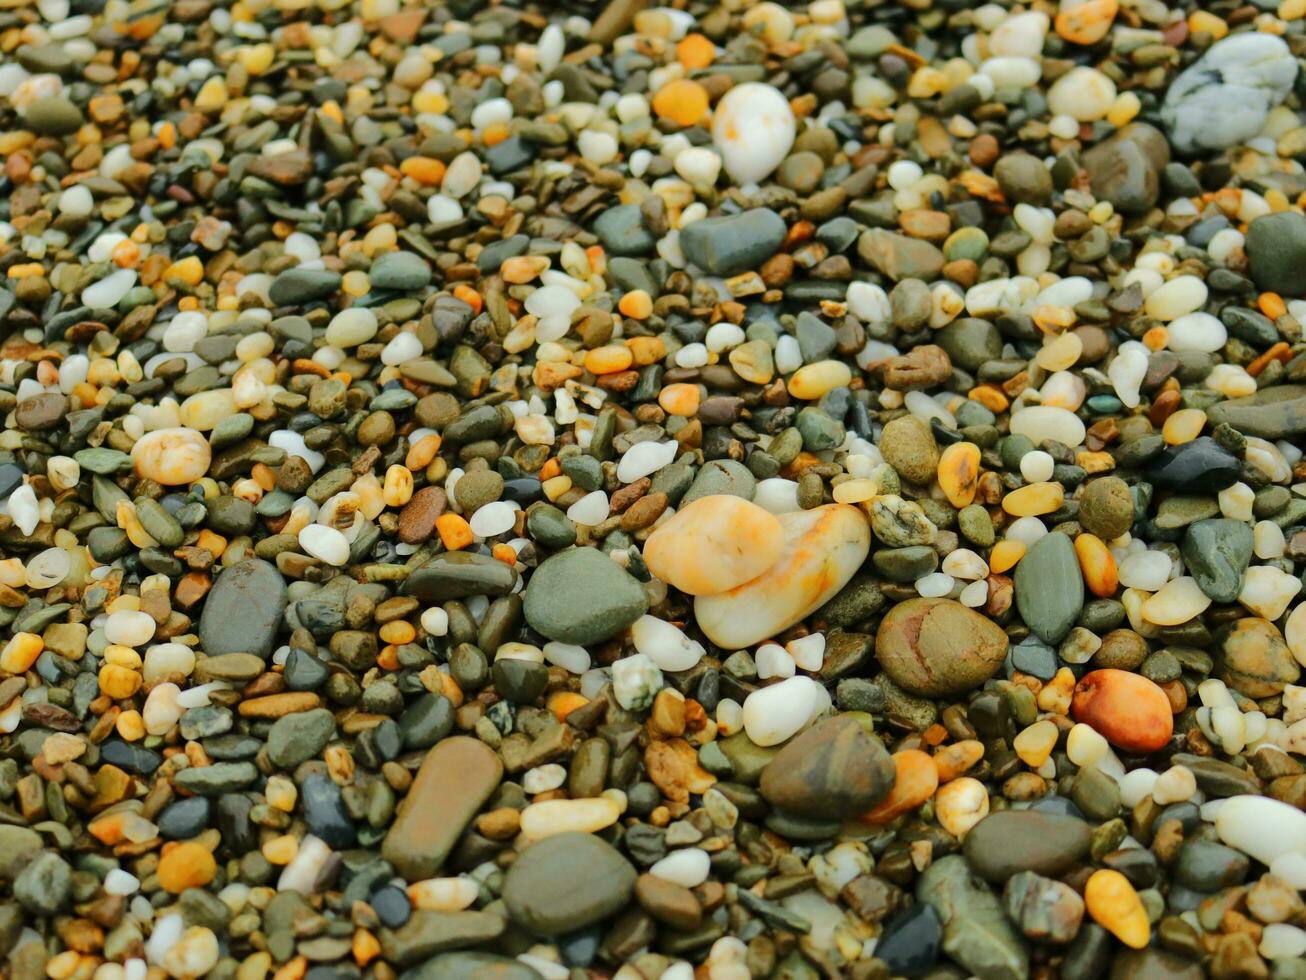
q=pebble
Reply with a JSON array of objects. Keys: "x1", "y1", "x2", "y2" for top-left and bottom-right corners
[
  {"x1": 695, "y1": 504, "x2": 869, "y2": 648},
  {"x1": 679, "y1": 209, "x2": 788, "y2": 276},
  {"x1": 1161, "y1": 33, "x2": 1297, "y2": 155},
  {"x1": 643, "y1": 495, "x2": 785, "y2": 595},
  {"x1": 876, "y1": 597, "x2": 1010, "y2": 696},
  {"x1": 502, "y1": 833, "x2": 636, "y2": 936},
  {"x1": 1072, "y1": 669, "x2": 1173, "y2": 753},
  {"x1": 759, "y1": 717, "x2": 894, "y2": 818},
  {"x1": 523, "y1": 548, "x2": 648, "y2": 644},
  {"x1": 711, "y1": 83, "x2": 795, "y2": 185}
]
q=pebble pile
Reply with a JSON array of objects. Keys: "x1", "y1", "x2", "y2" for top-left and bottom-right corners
[{"x1": 5, "y1": 0, "x2": 1306, "y2": 978}]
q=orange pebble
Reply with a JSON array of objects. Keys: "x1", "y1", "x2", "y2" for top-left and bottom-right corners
[
  {"x1": 1259, "y1": 292, "x2": 1287, "y2": 319},
  {"x1": 676, "y1": 33, "x2": 716, "y2": 69},
  {"x1": 658, "y1": 383, "x2": 700, "y2": 417},
  {"x1": 864, "y1": 749, "x2": 939, "y2": 824},
  {"x1": 157, "y1": 841, "x2": 217, "y2": 894},
  {"x1": 452, "y1": 284, "x2": 482, "y2": 315},
  {"x1": 1072, "y1": 669, "x2": 1173, "y2": 754},
  {"x1": 547, "y1": 690, "x2": 589, "y2": 721},
  {"x1": 989, "y1": 539, "x2": 1026, "y2": 574},
  {"x1": 1141, "y1": 326, "x2": 1168, "y2": 351},
  {"x1": 1074, "y1": 533, "x2": 1118, "y2": 598},
  {"x1": 406, "y1": 433, "x2": 443, "y2": 470},
  {"x1": 435, "y1": 513, "x2": 473, "y2": 550},
  {"x1": 1055, "y1": 0, "x2": 1118, "y2": 45},
  {"x1": 353, "y1": 930, "x2": 381, "y2": 968},
  {"x1": 584, "y1": 345, "x2": 634, "y2": 375},
  {"x1": 399, "y1": 156, "x2": 447, "y2": 186},
  {"x1": 627, "y1": 335, "x2": 667, "y2": 365},
  {"x1": 932, "y1": 740, "x2": 985, "y2": 782},
  {"x1": 379, "y1": 621, "x2": 416, "y2": 645},
  {"x1": 618, "y1": 289, "x2": 653, "y2": 320},
  {"x1": 652, "y1": 79, "x2": 710, "y2": 127}
]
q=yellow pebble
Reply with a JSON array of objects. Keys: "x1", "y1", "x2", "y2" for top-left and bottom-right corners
[
  {"x1": 542, "y1": 475, "x2": 572, "y2": 501},
  {"x1": 1013, "y1": 719, "x2": 1059, "y2": 767},
  {"x1": 1107, "y1": 91, "x2": 1142, "y2": 128},
  {"x1": 164, "y1": 256, "x2": 204, "y2": 287},
  {"x1": 1085, "y1": 869, "x2": 1150, "y2": 948},
  {"x1": 262, "y1": 835, "x2": 299, "y2": 865},
  {"x1": 1035, "y1": 332, "x2": 1083, "y2": 372},
  {"x1": 937, "y1": 442, "x2": 982, "y2": 508},
  {"x1": 99, "y1": 664, "x2": 142, "y2": 699},
  {"x1": 658, "y1": 383, "x2": 700, "y2": 417},
  {"x1": 116, "y1": 710, "x2": 145, "y2": 741},
  {"x1": 1282, "y1": 0, "x2": 1306, "y2": 19},
  {"x1": 1002, "y1": 482, "x2": 1065, "y2": 517},
  {"x1": 1162, "y1": 408, "x2": 1206, "y2": 445},
  {"x1": 194, "y1": 77, "x2": 228, "y2": 112},
  {"x1": 1188, "y1": 10, "x2": 1228, "y2": 38},
  {"x1": 239, "y1": 43, "x2": 276, "y2": 75},
  {"x1": 832, "y1": 479, "x2": 879, "y2": 505},
  {"x1": 265, "y1": 776, "x2": 298, "y2": 812},
  {"x1": 787, "y1": 360, "x2": 852, "y2": 400},
  {"x1": 584, "y1": 345, "x2": 634, "y2": 375},
  {"x1": 0, "y1": 632, "x2": 43, "y2": 673},
  {"x1": 989, "y1": 539, "x2": 1026, "y2": 573},
  {"x1": 383, "y1": 465, "x2": 413, "y2": 507}
]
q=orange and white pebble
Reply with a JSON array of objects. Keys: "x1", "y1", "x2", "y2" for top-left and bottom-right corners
[
  {"x1": 131, "y1": 427, "x2": 211, "y2": 484},
  {"x1": 934, "y1": 776, "x2": 989, "y2": 837},
  {"x1": 408, "y1": 877, "x2": 480, "y2": 911},
  {"x1": 865, "y1": 749, "x2": 939, "y2": 823},
  {"x1": 519, "y1": 797, "x2": 622, "y2": 840},
  {"x1": 694, "y1": 504, "x2": 870, "y2": 648},
  {"x1": 643, "y1": 495, "x2": 785, "y2": 596}
]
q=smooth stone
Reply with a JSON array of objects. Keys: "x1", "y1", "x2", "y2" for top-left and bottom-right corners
[
  {"x1": 643, "y1": 495, "x2": 785, "y2": 596},
  {"x1": 379, "y1": 910, "x2": 506, "y2": 966},
  {"x1": 523, "y1": 548, "x2": 648, "y2": 645},
  {"x1": 1182, "y1": 519, "x2": 1253, "y2": 603},
  {"x1": 14, "y1": 853, "x2": 71, "y2": 916},
  {"x1": 759, "y1": 716, "x2": 894, "y2": 819},
  {"x1": 592, "y1": 204, "x2": 656, "y2": 256},
  {"x1": 1014, "y1": 532, "x2": 1084, "y2": 645},
  {"x1": 681, "y1": 459, "x2": 757, "y2": 504},
  {"x1": 401, "y1": 953, "x2": 543, "y2": 980},
  {"x1": 858, "y1": 229, "x2": 945, "y2": 282},
  {"x1": 917, "y1": 855, "x2": 1030, "y2": 980},
  {"x1": 1219, "y1": 617, "x2": 1300, "y2": 698},
  {"x1": 269, "y1": 268, "x2": 342, "y2": 306},
  {"x1": 0, "y1": 827, "x2": 42, "y2": 880},
  {"x1": 964, "y1": 810, "x2": 1093, "y2": 883},
  {"x1": 157, "y1": 798, "x2": 212, "y2": 840},
  {"x1": 1215, "y1": 795, "x2": 1306, "y2": 866},
  {"x1": 1173, "y1": 841, "x2": 1249, "y2": 892},
  {"x1": 679, "y1": 209, "x2": 787, "y2": 276},
  {"x1": 1003, "y1": 872, "x2": 1084, "y2": 945},
  {"x1": 502, "y1": 832, "x2": 636, "y2": 936},
  {"x1": 875, "y1": 905, "x2": 943, "y2": 977},
  {"x1": 1161, "y1": 33, "x2": 1297, "y2": 156},
  {"x1": 1146, "y1": 438, "x2": 1240, "y2": 493},
  {"x1": 403, "y1": 553, "x2": 518, "y2": 602},
  {"x1": 382, "y1": 737, "x2": 503, "y2": 881},
  {"x1": 1080, "y1": 124, "x2": 1168, "y2": 215},
  {"x1": 1207, "y1": 384, "x2": 1306, "y2": 438},
  {"x1": 695, "y1": 504, "x2": 870, "y2": 648},
  {"x1": 301, "y1": 773, "x2": 356, "y2": 849},
  {"x1": 1246, "y1": 212, "x2": 1306, "y2": 297},
  {"x1": 369, "y1": 252, "x2": 431, "y2": 291},
  {"x1": 712, "y1": 82, "x2": 795, "y2": 185},
  {"x1": 24, "y1": 96, "x2": 82, "y2": 135},
  {"x1": 266, "y1": 708, "x2": 336, "y2": 769},
  {"x1": 880, "y1": 415, "x2": 940, "y2": 484},
  {"x1": 173, "y1": 762, "x2": 259, "y2": 794},
  {"x1": 197, "y1": 559, "x2": 287, "y2": 660},
  {"x1": 1109, "y1": 948, "x2": 1202, "y2": 980},
  {"x1": 875, "y1": 597, "x2": 1009, "y2": 697}
]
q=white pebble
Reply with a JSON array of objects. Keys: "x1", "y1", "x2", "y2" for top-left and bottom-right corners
[
  {"x1": 755, "y1": 643, "x2": 796, "y2": 679},
  {"x1": 631, "y1": 615, "x2": 705, "y2": 672},
  {"x1": 650, "y1": 848, "x2": 711, "y2": 888},
  {"x1": 1019, "y1": 450, "x2": 1054, "y2": 483},
  {"x1": 566, "y1": 490, "x2": 609, "y2": 526},
  {"x1": 82, "y1": 268, "x2": 137, "y2": 308},
  {"x1": 741, "y1": 675, "x2": 820, "y2": 747},
  {"x1": 1166, "y1": 312, "x2": 1227, "y2": 353},
  {"x1": 786, "y1": 633, "x2": 825, "y2": 671},
  {"x1": 298, "y1": 525, "x2": 351, "y2": 566},
  {"x1": 616, "y1": 441, "x2": 677, "y2": 483},
  {"x1": 105, "y1": 610, "x2": 156, "y2": 647},
  {"x1": 381, "y1": 331, "x2": 423, "y2": 366},
  {"x1": 470, "y1": 501, "x2": 518, "y2": 537}
]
